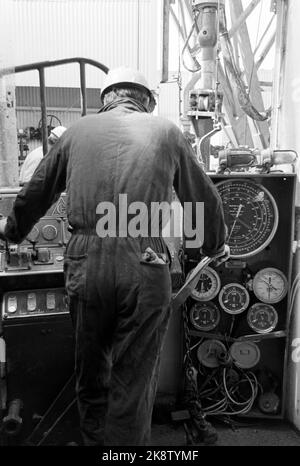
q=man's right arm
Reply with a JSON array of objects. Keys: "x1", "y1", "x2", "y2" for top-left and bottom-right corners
[
  {"x1": 4, "y1": 139, "x2": 68, "y2": 244},
  {"x1": 172, "y1": 128, "x2": 227, "y2": 259}
]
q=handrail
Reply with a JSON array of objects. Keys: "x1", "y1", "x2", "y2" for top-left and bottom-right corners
[{"x1": 0, "y1": 57, "x2": 109, "y2": 155}]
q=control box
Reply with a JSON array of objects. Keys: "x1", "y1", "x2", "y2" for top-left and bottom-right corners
[
  {"x1": 184, "y1": 173, "x2": 296, "y2": 419},
  {"x1": 0, "y1": 189, "x2": 69, "y2": 276}
]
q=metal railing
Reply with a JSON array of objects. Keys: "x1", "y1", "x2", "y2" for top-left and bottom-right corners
[{"x1": 0, "y1": 57, "x2": 109, "y2": 155}]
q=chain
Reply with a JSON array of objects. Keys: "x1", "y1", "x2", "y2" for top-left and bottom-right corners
[
  {"x1": 182, "y1": 303, "x2": 199, "y2": 400},
  {"x1": 182, "y1": 302, "x2": 218, "y2": 445}
]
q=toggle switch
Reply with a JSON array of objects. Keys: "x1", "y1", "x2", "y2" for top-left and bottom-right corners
[
  {"x1": 27, "y1": 293, "x2": 37, "y2": 312},
  {"x1": 7, "y1": 296, "x2": 17, "y2": 314}
]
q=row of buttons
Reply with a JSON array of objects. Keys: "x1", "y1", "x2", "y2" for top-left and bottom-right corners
[{"x1": 3, "y1": 289, "x2": 69, "y2": 318}]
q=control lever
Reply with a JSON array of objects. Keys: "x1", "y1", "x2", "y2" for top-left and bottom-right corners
[{"x1": 171, "y1": 251, "x2": 228, "y2": 312}]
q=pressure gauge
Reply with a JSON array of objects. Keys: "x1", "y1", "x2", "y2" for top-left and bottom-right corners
[
  {"x1": 187, "y1": 266, "x2": 221, "y2": 302},
  {"x1": 229, "y1": 341, "x2": 261, "y2": 369},
  {"x1": 247, "y1": 303, "x2": 278, "y2": 334},
  {"x1": 216, "y1": 180, "x2": 279, "y2": 258},
  {"x1": 189, "y1": 302, "x2": 220, "y2": 331},
  {"x1": 253, "y1": 268, "x2": 288, "y2": 304},
  {"x1": 197, "y1": 339, "x2": 227, "y2": 368},
  {"x1": 219, "y1": 283, "x2": 250, "y2": 315}
]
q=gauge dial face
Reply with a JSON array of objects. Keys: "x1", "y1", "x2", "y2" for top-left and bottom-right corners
[
  {"x1": 253, "y1": 268, "x2": 288, "y2": 304},
  {"x1": 189, "y1": 302, "x2": 220, "y2": 331},
  {"x1": 216, "y1": 180, "x2": 279, "y2": 258},
  {"x1": 187, "y1": 266, "x2": 221, "y2": 302},
  {"x1": 247, "y1": 303, "x2": 278, "y2": 334},
  {"x1": 219, "y1": 283, "x2": 250, "y2": 314},
  {"x1": 197, "y1": 339, "x2": 227, "y2": 368}
]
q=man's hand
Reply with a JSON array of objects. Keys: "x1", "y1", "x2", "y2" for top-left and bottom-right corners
[
  {"x1": 0, "y1": 217, "x2": 8, "y2": 241},
  {"x1": 211, "y1": 244, "x2": 230, "y2": 267}
]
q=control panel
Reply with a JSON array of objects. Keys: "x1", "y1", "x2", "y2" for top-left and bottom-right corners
[
  {"x1": 0, "y1": 190, "x2": 69, "y2": 275},
  {"x1": 2, "y1": 288, "x2": 68, "y2": 320},
  {"x1": 184, "y1": 174, "x2": 296, "y2": 419}
]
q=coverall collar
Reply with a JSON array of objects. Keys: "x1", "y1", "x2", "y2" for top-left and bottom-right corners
[{"x1": 98, "y1": 97, "x2": 149, "y2": 114}]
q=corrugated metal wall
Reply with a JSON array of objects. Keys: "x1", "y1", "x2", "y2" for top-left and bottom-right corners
[
  {"x1": 5, "y1": 0, "x2": 161, "y2": 89},
  {"x1": 16, "y1": 108, "x2": 97, "y2": 132}
]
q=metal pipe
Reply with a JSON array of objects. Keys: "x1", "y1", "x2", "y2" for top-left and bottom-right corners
[
  {"x1": 184, "y1": 0, "x2": 193, "y2": 20},
  {"x1": 179, "y1": 0, "x2": 188, "y2": 39},
  {"x1": 79, "y1": 62, "x2": 87, "y2": 117},
  {"x1": 197, "y1": 7, "x2": 218, "y2": 90},
  {"x1": 219, "y1": 21, "x2": 268, "y2": 122},
  {"x1": 161, "y1": 0, "x2": 171, "y2": 83},
  {"x1": 38, "y1": 68, "x2": 48, "y2": 156},
  {"x1": 0, "y1": 57, "x2": 109, "y2": 78},
  {"x1": 228, "y1": 0, "x2": 261, "y2": 39},
  {"x1": 3, "y1": 399, "x2": 23, "y2": 436},
  {"x1": 270, "y1": 0, "x2": 288, "y2": 149},
  {"x1": 254, "y1": 13, "x2": 276, "y2": 54},
  {"x1": 255, "y1": 32, "x2": 276, "y2": 70}
]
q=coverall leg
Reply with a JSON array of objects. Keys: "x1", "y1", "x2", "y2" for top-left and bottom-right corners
[{"x1": 64, "y1": 235, "x2": 172, "y2": 446}]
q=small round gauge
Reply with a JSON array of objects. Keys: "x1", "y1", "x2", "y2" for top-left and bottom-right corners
[
  {"x1": 219, "y1": 283, "x2": 250, "y2": 314},
  {"x1": 42, "y1": 225, "x2": 58, "y2": 241},
  {"x1": 247, "y1": 303, "x2": 278, "y2": 334},
  {"x1": 229, "y1": 341, "x2": 261, "y2": 369},
  {"x1": 197, "y1": 339, "x2": 227, "y2": 368},
  {"x1": 187, "y1": 266, "x2": 221, "y2": 302},
  {"x1": 216, "y1": 180, "x2": 279, "y2": 258},
  {"x1": 189, "y1": 302, "x2": 220, "y2": 331},
  {"x1": 253, "y1": 268, "x2": 288, "y2": 304}
]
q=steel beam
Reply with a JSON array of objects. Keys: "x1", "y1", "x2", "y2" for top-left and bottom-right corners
[{"x1": 229, "y1": 0, "x2": 261, "y2": 39}]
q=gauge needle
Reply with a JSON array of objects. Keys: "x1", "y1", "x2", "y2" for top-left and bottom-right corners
[
  {"x1": 261, "y1": 279, "x2": 278, "y2": 291},
  {"x1": 228, "y1": 212, "x2": 251, "y2": 230},
  {"x1": 228, "y1": 204, "x2": 243, "y2": 241}
]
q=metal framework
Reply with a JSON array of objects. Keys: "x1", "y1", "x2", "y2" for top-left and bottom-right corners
[
  {"x1": 164, "y1": 0, "x2": 279, "y2": 150},
  {"x1": 0, "y1": 58, "x2": 109, "y2": 155}
]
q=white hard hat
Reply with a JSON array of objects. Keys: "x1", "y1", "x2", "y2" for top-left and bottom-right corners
[
  {"x1": 50, "y1": 126, "x2": 67, "y2": 139},
  {"x1": 100, "y1": 66, "x2": 152, "y2": 102}
]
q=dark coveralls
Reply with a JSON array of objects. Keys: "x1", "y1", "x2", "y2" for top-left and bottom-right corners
[{"x1": 4, "y1": 98, "x2": 226, "y2": 446}]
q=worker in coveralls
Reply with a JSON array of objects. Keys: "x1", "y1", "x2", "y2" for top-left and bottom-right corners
[{"x1": 0, "y1": 67, "x2": 229, "y2": 446}]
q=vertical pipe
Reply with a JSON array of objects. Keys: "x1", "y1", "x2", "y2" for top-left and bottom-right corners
[
  {"x1": 38, "y1": 68, "x2": 48, "y2": 156},
  {"x1": 79, "y1": 62, "x2": 87, "y2": 117},
  {"x1": 270, "y1": 0, "x2": 288, "y2": 150},
  {"x1": 197, "y1": 7, "x2": 218, "y2": 90},
  {"x1": 0, "y1": 77, "x2": 19, "y2": 187},
  {"x1": 161, "y1": 0, "x2": 170, "y2": 83}
]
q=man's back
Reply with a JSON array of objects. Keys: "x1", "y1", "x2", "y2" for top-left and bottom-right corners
[{"x1": 63, "y1": 100, "x2": 180, "y2": 233}]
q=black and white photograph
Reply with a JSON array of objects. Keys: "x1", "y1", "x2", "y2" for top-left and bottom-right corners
[{"x1": 0, "y1": 0, "x2": 300, "y2": 457}]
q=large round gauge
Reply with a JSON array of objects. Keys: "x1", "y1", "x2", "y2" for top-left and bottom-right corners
[
  {"x1": 216, "y1": 179, "x2": 279, "y2": 258},
  {"x1": 189, "y1": 302, "x2": 220, "y2": 331},
  {"x1": 253, "y1": 268, "x2": 288, "y2": 304},
  {"x1": 187, "y1": 266, "x2": 221, "y2": 302},
  {"x1": 219, "y1": 283, "x2": 250, "y2": 314},
  {"x1": 247, "y1": 303, "x2": 278, "y2": 334}
]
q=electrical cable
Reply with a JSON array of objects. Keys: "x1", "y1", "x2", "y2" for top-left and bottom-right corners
[{"x1": 181, "y1": 11, "x2": 202, "y2": 73}]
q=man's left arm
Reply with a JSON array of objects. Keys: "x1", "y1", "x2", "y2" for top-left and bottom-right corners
[{"x1": 0, "y1": 140, "x2": 68, "y2": 243}]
